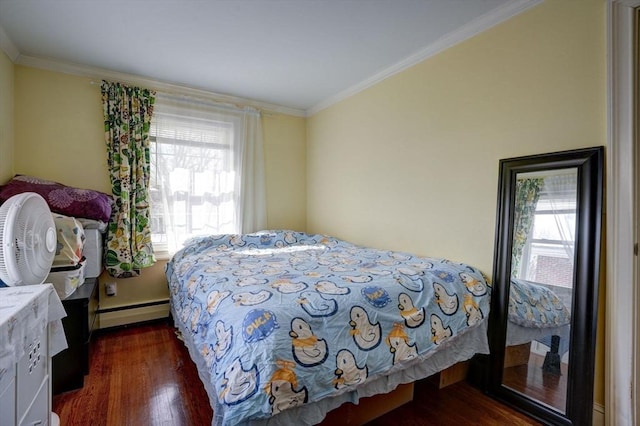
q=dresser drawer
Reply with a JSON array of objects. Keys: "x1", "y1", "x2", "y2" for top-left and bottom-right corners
[
  {"x1": 18, "y1": 377, "x2": 48, "y2": 426},
  {"x1": 0, "y1": 369, "x2": 16, "y2": 426},
  {"x1": 0, "y1": 362, "x2": 16, "y2": 396},
  {"x1": 16, "y1": 329, "x2": 48, "y2": 418}
]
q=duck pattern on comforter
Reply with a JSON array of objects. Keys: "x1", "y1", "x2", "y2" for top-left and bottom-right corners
[
  {"x1": 509, "y1": 279, "x2": 571, "y2": 329},
  {"x1": 166, "y1": 231, "x2": 491, "y2": 425}
]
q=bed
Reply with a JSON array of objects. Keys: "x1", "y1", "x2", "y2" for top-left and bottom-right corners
[
  {"x1": 165, "y1": 230, "x2": 492, "y2": 425},
  {"x1": 505, "y1": 278, "x2": 571, "y2": 372}
]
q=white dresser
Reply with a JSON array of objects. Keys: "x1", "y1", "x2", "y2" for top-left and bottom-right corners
[{"x1": 0, "y1": 284, "x2": 67, "y2": 426}]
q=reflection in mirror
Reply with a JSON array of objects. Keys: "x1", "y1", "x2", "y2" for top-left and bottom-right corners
[{"x1": 502, "y1": 168, "x2": 577, "y2": 414}]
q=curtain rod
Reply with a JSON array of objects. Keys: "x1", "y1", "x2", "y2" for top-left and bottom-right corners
[
  {"x1": 90, "y1": 80, "x2": 271, "y2": 116},
  {"x1": 156, "y1": 92, "x2": 263, "y2": 116}
]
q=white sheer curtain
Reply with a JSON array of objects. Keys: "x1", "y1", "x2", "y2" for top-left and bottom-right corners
[
  {"x1": 149, "y1": 93, "x2": 266, "y2": 255},
  {"x1": 238, "y1": 110, "x2": 266, "y2": 233},
  {"x1": 542, "y1": 172, "x2": 578, "y2": 262}
]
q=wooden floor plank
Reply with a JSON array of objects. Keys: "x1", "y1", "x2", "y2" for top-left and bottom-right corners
[
  {"x1": 53, "y1": 322, "x2": 212, "y2": 426},
  {"x1": 502, "y1": 353, "x2": 567, "y2": 412},
  {"x1": 367, "y1": 380, "x2": 540, "y2": 426},
  {"x1": 53, "y1": 322, "x2": 539, "y2": 425}
]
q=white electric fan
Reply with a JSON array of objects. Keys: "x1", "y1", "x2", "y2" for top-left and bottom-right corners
[
  {"x1": 0, "y1": 192, "x2": 61, "y2": 426},
  {"x1": 0, "y1": 192, "x2": 57, "y2": 285}
]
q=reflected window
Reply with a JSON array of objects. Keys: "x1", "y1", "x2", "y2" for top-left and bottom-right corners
[
  {"x1": 513, "y1": 172, "x2": 577, "y2": 289},
  {"x1": 519, "y1": 173, "x2": 577, "y2": 288}
]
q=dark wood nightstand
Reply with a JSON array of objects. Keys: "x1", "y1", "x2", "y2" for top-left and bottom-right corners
[{"x1": 52, "y1": 277, "x2": 99, "y2": 394}]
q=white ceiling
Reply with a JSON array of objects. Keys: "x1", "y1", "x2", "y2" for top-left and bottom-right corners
[{"x1": 0, "y1": 0, "x2": 539, "y2": 115}]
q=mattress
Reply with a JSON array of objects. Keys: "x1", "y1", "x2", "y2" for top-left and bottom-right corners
[
  {"x1": 47, "y1": 259, "x2": 86, "y2": 299},
  {"x1": 506, "y1": 322, "x2": 570, "y2": 348},
  {"x1": 83, "y1": 229, "x2": 103, "y2": 278}
]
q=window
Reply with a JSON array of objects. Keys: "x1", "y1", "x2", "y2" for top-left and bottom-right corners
[{"x1": 149, "y1": 96, "x2": 244, "y2": 255}]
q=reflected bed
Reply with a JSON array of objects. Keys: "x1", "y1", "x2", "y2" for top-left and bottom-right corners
[{"x1": 505, "y1": 279, "x2": 571, "y2": 372}]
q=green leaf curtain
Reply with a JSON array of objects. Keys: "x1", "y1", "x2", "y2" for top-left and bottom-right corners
[
  {"x1": 511, "y1": 177, "x2": 544, "y2": 278},
  {"x1": 101, "y1": 81, "x2": 156, "y2": 278}
]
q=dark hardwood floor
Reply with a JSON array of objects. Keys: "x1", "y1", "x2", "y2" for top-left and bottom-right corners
[
  {"x1": 53, "y1": 322, "x2": 540, "y2": 425},
  {"x1": 53, "y1": 322, "x2": 212, "y2": 426}
]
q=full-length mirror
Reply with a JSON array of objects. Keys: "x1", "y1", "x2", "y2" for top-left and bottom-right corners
[{"x1": 488, "y1": 147, "x2": 603, "y2": 426}]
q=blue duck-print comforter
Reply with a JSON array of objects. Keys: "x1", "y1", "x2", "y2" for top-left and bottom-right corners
[{"x1": 166, "y1": 231, "x2": 492, "y2": 425}]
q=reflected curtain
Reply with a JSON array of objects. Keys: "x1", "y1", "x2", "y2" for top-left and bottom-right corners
[
  {"x1": 101, "y1": 81, "x2": 156, "y2": 278},
  {"x1": 511, "y1": 178, "x2": 543, "y2": 277}
]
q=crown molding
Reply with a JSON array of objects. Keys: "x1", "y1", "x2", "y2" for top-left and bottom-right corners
[
  {"x1": 14, "y1": 54, "x2": 307, "y2": 117},
  {"x1": 0, "y1": 25, "x2": 20, "y2": 62},
  {"x1": 6, "y1": 0, "x2": 544, "y2": 118},
  {"x1": 306, "y1": 0, "x2": 544, "y2": 116}
]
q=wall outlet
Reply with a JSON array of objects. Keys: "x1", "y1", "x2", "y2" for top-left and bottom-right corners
[{"x1": 105, "y1": 281, "x2": 117, "y2": 296}]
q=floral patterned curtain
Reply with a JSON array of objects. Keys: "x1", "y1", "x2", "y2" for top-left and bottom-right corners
[
  {"x1": 511, "y1": 177, "x2": 544, "y2": 278},
  {"x1": 101, "y1": 81, "x2": 156, "y2": 278}
]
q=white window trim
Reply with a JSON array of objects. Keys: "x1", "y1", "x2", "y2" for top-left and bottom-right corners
[{"x1": 607, "y1": 1, "x2": 639, "y2": 425}]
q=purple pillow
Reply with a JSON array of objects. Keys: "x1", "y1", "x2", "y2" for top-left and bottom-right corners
[{"x1": 0, "y1": 175, "x2": 112, "y2": 223}]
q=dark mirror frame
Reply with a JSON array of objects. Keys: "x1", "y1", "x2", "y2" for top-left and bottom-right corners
[{"x1": 487, "y1": 147, "x2": 604, "y2": 426}]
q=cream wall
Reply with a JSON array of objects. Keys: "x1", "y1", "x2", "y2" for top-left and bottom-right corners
[
  {"x1": 0, "y1": 50, "x2": 13, "y2": 182},
  {"x1": 13, "y1": 67, "x2": 111, "y2": 191},
  {"x1": 262, "y1": 112, "x2": 307, "y2": 231},
  {"x1": 308, "y1": 0, "x2": 605, "y2": 274},
  {"x1": 12, "y1": 66, "x2": 307, "y2": 326},
  {"x1": 307, "y1": 0, "x2": 605, "y2": 406}
]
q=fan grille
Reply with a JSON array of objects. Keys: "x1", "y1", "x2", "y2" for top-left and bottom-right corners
[{"x1": 0, "y1": 193, "x2": 56, "y2": 285}]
